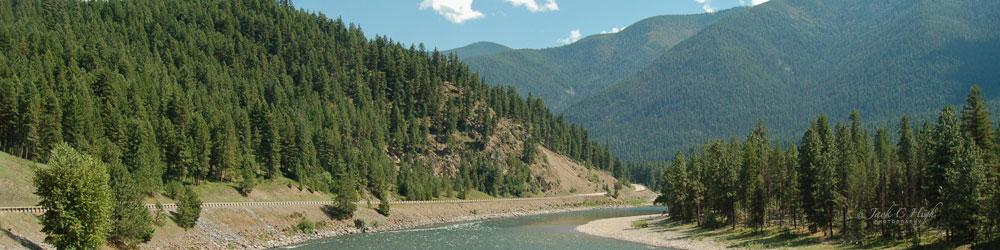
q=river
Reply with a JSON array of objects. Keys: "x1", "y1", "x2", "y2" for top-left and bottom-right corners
[{"x1": 280, "y1": 206, "x2": 672, "y2": 250}]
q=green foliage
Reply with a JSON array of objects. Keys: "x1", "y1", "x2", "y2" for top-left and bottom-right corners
[
  {"x1": 153, "y1": 202, "x2": 167, "y2": 227},
  {"x1": 174, "y1": 186, "x2": 202, "y2": 229},
  {"x1": 108, "y1": 162, "x2": 155, "y2": 249},
  {"x1": 33, "y1": 143, "x2": 112, "y2": 249},
  {"x1": 238, "y1": 155, "x2": 259, "y2": 196},
  {"x1": 656, "y1": 87, "x2": 1000, "y2": 244},
  {"x1": 631, "y1": 220, "x2": 649, "y2": 229},
  {"x1": 0, "y1": 0, "x2": 632, "y2": 205},
  {"x1": 377, "y1": 196, "x2": 391, "y2": 216},
  {"x1": 329, "y1": 176, "x2": 358, "y2": 220},
  {"x1": 297, "y1": 219, "x2": 315, "y2": 234},
  {"x1": 164, "y1": 181, "x2": 184, "y2": 200}
]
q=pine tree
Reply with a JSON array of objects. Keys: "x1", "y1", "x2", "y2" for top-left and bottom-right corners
[
  {"x1": 330, "y1": 174, "x2": 358, "y2": 220},
  {"x1": 927, "y1": 107, "x2": 961, "y2": 208},
  {"x1": 38, "y1": 86, "x2": 62, "y2": 160},
  {"x1": 799, "y1": 122, "x2": 822, "y2": 232},
  {"x1": 18, "y1": 81, "x2": 41, "y2": 159},
  {"x1": 175, "y1": 186, "x2": 202, "y2": 229},
  {"x1": 0, "y1": 78, "x2": 18, "y2": 151},
  {"x1": 107, "y1": 162, "x2": 154, "y2": 249},
  {"x1": 960, "y1": 85, "x2": 995, "y2": 157},
  {"x1": 939, "y1": 137, "x2": 988, "y2": 242}
]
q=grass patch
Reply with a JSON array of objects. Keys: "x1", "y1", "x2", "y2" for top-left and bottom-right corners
[
  {"x1": 623, "y1": 197, "x2": 646, "y2": 206},
  {"x1": 632, "y1": 220, "x2": 648, "y2": 229},
  {"x1": 0, "y1": 152, "x2": 43, "y2": 207},
  {"x1": 650, "y1": 219, "x2": 959, "y2": 250}
]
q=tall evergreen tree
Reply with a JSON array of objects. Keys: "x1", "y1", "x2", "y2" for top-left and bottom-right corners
[
  {"x1": 960, "y1": 85, "x2": 995, "y2": 157},
  {"x1": 108, "y1": 162, "x2": 154, "y2": 249}
]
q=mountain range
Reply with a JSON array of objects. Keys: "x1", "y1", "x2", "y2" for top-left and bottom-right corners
[
  {"x1": 457, "y1": 0, "x2": 1000, "y2": 160},
  {"x1": 453, "y1": 8, "x2": 743, "y2": 112}
]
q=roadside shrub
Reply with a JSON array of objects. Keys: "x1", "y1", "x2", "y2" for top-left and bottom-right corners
[
  {"x1": 297, "y1": 219, "x2": 315, "y2": 234},
  {"x1": 354, "y1": 217, "x2": 368, "y2": 229},
  {"x1": 377, "y1": 197, "x2": 390, "y2": 216},
  {"x1": 632, "y1": 220, "x2": 649, "y2": 229}
]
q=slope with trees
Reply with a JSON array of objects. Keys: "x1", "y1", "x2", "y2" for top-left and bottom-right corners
[
  {"x1": 567, "y1": 0, "x2": 1000, "y2": 160},
  {"x1": 460, "y1": 9, "x2": 742, "y2": 112},
  {"x1": 0, "y1": 0, "x2": 632, "y2": 221}
]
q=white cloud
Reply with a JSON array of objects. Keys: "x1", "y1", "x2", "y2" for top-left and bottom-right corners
[
  {"x1": 740, "y1": 0, "x2": 770, "y2": 6},
  {"x1": 696, "y1": 0, "x2": 715, "y2": 13},
  {"x1": 600, "y1": 26, "x2": 626, "y2": 34},
  {"x1": 419, "y1": 0, "x2": 485, "y2": 24},
  {"x1": 505, "y1": 0, "x2": 559, "y2": 12},
  {"x1": 557, "y1": 29, "x2": 582, "y2": 45}
]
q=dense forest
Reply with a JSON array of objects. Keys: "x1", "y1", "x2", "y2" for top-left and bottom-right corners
[
  {"x1": 656, "y1": 86, "x2": 1000, "y2": 245},
  {"x1": 567, "y1": 0, "x2": 1000, "y2": 161},
  {"x1": 459, "y1": 9, "x2": 740, "y2": 112},
  {"x1": 0, "y1": 0, "x2": 632, "y2": 206}
]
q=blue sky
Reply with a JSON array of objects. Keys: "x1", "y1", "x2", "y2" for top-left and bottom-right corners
[{"x1": 292, "y1": 0, "x2": 766, "y2": 50}]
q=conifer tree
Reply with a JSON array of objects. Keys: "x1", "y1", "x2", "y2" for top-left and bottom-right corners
[
  {"x1": 175, "y1": 186, "x2": 202, "y2": 229},
  {"x1": 108, "y1": 162, "x2": 154, "y2": 249}
]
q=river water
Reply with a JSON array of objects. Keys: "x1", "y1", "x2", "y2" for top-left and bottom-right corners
[{"x1": 281, "y1": 206, "x2": 672, "y2": 250}]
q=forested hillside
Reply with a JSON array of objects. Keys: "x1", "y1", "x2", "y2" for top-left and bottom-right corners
[
  {"x1": 444, "y1": 42, "x2": 511, "y2": 60},
  {"x1": 460, "y1": 9, "x2": 741, "y2": 112},
  {"x1": 567, "y1": 0, "x2": 1000, "y2": 160},
  {"x1": 0, "y1": 0, "x2": 629, "y2": 204}
]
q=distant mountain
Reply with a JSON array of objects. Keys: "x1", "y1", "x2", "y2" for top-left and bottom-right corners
[
  {"x1": 445, "y1": 42, "x2": 512, "y2": 60},
  {"x1": 461, "y1": 8, "x2": 743, "y2": 112},
  {"x1": 566, "y1": 0, "x2": 1000, "y2": 160}
]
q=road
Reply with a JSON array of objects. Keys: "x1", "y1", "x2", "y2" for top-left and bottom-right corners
[{"x1": 0, "y1": 192, "x2": 609, "y2": 213}]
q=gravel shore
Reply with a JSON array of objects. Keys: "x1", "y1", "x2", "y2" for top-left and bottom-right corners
[{"x1": 576, "y1": 215, "x2": 724, "y2": 250}]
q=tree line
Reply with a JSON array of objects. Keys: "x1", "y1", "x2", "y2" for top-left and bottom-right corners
[
  {"x1": 657, "y1": 86, "x2": 1000, "y2": 245},
  {"x1": 0, "y1": 0, "x2": 633, "y2": 207}
]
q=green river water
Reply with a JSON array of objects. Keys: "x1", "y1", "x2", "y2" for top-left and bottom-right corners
[{"x1": 280, "y1": 206, "x2": 674, "y2": 250}]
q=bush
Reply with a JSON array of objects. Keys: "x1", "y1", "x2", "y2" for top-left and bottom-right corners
[
  {"x1": 297, "y1": 219, "x2": 315, "y2": 234},
  {"x1": 377, "y1": 197, "x2": 390, "y2": 216},
  {"x1": 631, "y1": 220, "x2": 648, "y2": 229},
  {"x1": 34, "y1": 144, "x2": 113, "y2": 249},
  {"x1": 354, "y1": 217, "x2": 368, "y2": 229},
  {"x1": 164, "y1": 181, "x2": 184, "y2": 199},
  {"x1": 153, "y1": 202, "x2": 166, "y2": 227}
]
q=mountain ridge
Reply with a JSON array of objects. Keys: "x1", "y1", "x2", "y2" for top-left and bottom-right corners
[
  {"x1": 565, "y1": 0, "x2": 1000, "y2": 160},
  {"x1": 459, "y1": 8, "x2": 745, "y2": 112}
]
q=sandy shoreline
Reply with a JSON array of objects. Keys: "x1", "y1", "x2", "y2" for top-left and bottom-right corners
[{"x1": 576, "y1": 215, "x2": 725, "y2": 250}]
